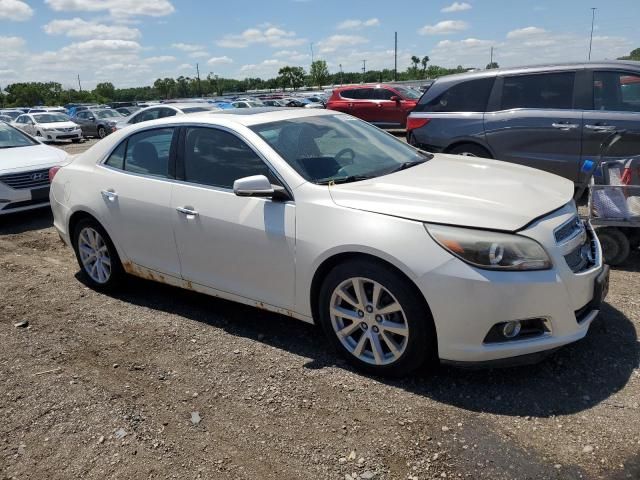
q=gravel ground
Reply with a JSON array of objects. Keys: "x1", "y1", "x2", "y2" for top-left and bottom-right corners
[{"x1": 0, "y1": 139, "x2": 639, "y2": 480}]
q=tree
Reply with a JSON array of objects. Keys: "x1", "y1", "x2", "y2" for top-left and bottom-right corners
[
  {"x1": 486, "y1": 62, "x2": 499, "y2": 69},
  {"x1": 309, "y1": 60, "x2": 329, "y2": 87},
  {"x1": 277, "y1": 66, "x2": 306, "y2": 90},
  {"x1": 153, "y1": 78, "x2": 176, "y2": 99},
  {"x1": 421, "y1": 56, "x2": 430, "y2": 75},
  {"x1": 618, "y1": 48, "x2": 640, "y2": 61},
  {"x1": 93, "y1": 82, "x2": 115, "y2": 101}
]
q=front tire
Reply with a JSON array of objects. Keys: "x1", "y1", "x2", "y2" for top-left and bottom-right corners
[
  {"x1": 97, "y1": 126, "x2": 107, "y2": 139},
  {"x1": 72, "y1": 218, "x2": 124, "y2": 291},
  {"x1": 318, "y1": 259, "x2": 437, "y2": 377}
]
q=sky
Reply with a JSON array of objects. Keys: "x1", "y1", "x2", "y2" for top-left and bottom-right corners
[{"x1": 1, "y1": 0, "x2": 639, "y2": 90}]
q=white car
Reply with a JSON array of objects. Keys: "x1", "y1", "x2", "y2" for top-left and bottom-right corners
[
  {"x1": 13, "y1": 112, "x2": 83, "y2": 143},
  {"x1": 0, "y1": 122, "x2": 68, "y2": 214},
  {"x1": 49, "y1": 109, "x2": 608, "y2": 376},
  {"x1": 114, "y1": 103, "x2": 220, "y2": 131}
]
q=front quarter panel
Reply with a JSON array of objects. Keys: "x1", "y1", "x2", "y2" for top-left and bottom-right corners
[{"x1": 293, "y1": 183, "x2": 453, "y2": 319}]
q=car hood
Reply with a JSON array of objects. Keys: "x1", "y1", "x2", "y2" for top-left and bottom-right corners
[
  {"x1": 0, "y1": 144, "x2": 68, "y2": 174},
  {"x1": 38, "y1": 121, "x2": 78, "y2": 129},
  {"x1": 328, "y1": 154, "x2": 574, "y2": 232}
]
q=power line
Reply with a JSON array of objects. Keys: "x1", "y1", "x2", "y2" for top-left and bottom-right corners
[{"x1": 588, "y1": 7, "x2": 597, "y2": 60}]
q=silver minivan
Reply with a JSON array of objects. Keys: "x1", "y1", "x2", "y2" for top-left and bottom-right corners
[{"x1": 407, "y1": 61, "x2": 640, "y2": 182}]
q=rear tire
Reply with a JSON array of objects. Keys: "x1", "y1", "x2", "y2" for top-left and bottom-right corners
[
  {"x1": 597, "y1": 227, "x2": 630, "y2": 266},
  {"x1": 318, "y1": 259, "x2": 437, "y2": 377},
  {"x1": 448, "y1": 143, "x2": 491, "y2": 158},
  {"x1": 72, "y1": 218, "x2": 124, "y2": 291}
]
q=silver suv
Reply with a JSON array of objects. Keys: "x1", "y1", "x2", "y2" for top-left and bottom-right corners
[{"x1": 407, "y1": 61, "x2": 640, "y2": 182}]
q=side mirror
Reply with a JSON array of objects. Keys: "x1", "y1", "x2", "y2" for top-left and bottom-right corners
[
  {"x1": 390, "y1": 95, "x2": 400, "y2": 102},
  {"x1": 233, "y1": 175, "x2": 288, "y2": 200}
]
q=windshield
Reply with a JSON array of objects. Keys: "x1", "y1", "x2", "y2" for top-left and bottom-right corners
[
  {"x1": 33, "y1": 113, "x2": 70, "y2": 123},
  {"x1": 0, "y1": 122, "x2": 38, "y2": 148},
  {"x1": 394, "y1": 86, "x2": 421, "y2": 100},
  {"x1": 250, "y1": 114, "x2": 430, "y2": 184},
  {"x1": 1, "y1": 111, "x2": 21, "y2": 120},
  {"x1": 94, "y1": 110, "x2": 121, "y2": 119}
]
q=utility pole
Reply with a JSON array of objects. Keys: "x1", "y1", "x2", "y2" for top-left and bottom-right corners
[
  {"x1": 77, "y1": 74, "x2": 82, "y2": 92},
  {"x1": 394, "y1": 32, "x2": 398, "y2": 81},
  {"x1": 196, "y1": 63, "x2": 202, "y2": 97},
  {"x1": 490, "y1": 46, "x2": 494, "y2": 68},
  {"x1": 310, "y1": 43, "x2": 314, "y2": 64},
  {"x1": 588, "y1": 7, "x2": 597, "y2": 60},
  {"x1": 339, "y1": 64, "x2": 343, "y2": 86},
  {"x1": 362, "y1": 59, "x2": 366, "y2": 82}
]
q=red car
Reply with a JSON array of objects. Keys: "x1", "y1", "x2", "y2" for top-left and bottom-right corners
[{"x1": 326, "y1": 84, "x2": 421, "y2": 128}]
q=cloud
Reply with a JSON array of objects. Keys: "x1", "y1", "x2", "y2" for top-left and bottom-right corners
[
  {"x1": 207, "y1": 56, "x2": 233, "y2": 66},
  {"x1": 336, "y1": 18, "x2": 380, "y2": 30},
  {"x1": 43, "y1": 18, "x2": 141, "y2": 40},
  {"x1": 273, "y1": 49, "x2": 310, "y2": 61},
  {"x1": 0, "y1": 0, "x2": 33, "y2": 21},
  {"x1": 216, "y1": 25, "x2": 305, "y2": 48},
  {"x1": 317, "y1": 34, "x2": 368, "y2": 53},
  {"x1": 238, "y1": 58, "x2": 286, "y2": 78},
  {"x1": 171, "y1": 42, "x2": 205, "y2": 52},
  {"x1": 441, "y1": 2, "x2": 472, "y2": 13},
  {"x1": 44, "y1": 0, "x2": 175, "y2": 18},
  {"x1": 419, "y1": 20, "x2": 469, "y2": 35},
  {"x1": 188, "y1": 51, "x2": 209, "y2": 59},
  {"x1": 506, "y1": 26, "x2": 547, "y2": 39},
  {"x1": 427, "y1": 30, "x2": 632, "y2": 69},
  {"x1": 0, "y1": 35, "x2": 26, "y2": 51},
  {"x1": 144, "y1": 55, "x2": 176, "y2": 64}
]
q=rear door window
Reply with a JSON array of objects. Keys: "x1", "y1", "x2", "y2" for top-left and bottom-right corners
[
  {"x1": 501, "y1": 72, "x2": 575, "y2": 110},
  {"x1": 593, "y1": 71, "x2": 640, "y2": 112},
  {"x1": 373, "y1": 88, "x2": 396, "y2": 100},
  {"x1": 104, "y1": 128, "x2": 174, "y2": 178},
  {"x1": 416, "y1": 77, "x2": 494, "y2": 112}
]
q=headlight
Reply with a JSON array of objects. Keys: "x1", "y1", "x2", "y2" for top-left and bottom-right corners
[{"x1": 426, "y1": 224, "x2": 552, "y2": 271}]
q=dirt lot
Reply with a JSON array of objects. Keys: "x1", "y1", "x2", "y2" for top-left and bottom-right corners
[{"x1": 1, "y1": 140, "x2": 639, "y2": 480}]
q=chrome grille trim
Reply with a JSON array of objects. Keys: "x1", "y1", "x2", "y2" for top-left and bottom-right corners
[
  {"x1": 554, "y1": 215, "x2": 583, "y2": 244},
  {"x1": 0, "y1": 168, "x2": 50, "y2": 190}
]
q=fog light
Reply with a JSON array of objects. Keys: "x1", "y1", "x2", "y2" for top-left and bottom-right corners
[{"x1": 502, "y1": 321, "x2": 521, "y2": 339}]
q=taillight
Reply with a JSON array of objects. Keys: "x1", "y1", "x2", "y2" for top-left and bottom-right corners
[
  {"x1": 49, "y1": 166, "x2": 61, "y2": 182},
  {"x1": 406, "y1": 117, "x2": 431, "y2": 132}
]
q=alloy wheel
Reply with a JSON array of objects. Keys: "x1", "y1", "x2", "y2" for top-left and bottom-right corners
[
  {"x1": 78, "y1": 227, "x2": 112, "y2": 284},
  {"x1": 329, "y1": 277, "x2": 409, "y2": 366}
]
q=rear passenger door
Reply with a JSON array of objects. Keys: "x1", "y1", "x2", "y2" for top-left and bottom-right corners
[
  {"x1": 350, "y1": 88, "x2": 377, "y2": 123},
  {"x1": 95, "y1": 127, "x2": 181, "y2": 277},
  {"x1": 484, "y1": 71, "x2": 583, "y2": 181},
  {"x1": 582, "y1": 69, "x2": 640, "y2": 162}
]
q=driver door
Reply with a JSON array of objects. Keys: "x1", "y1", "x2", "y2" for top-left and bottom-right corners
[{"x1": 171, "y1": 126, "x2": 296, "y2": 309}]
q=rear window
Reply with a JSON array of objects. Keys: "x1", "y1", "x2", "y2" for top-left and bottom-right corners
[
  {"x1": 501, "y1": 72, "x2": 575, "y2": 110},
  {"x1": 414, "y1": 77, "x2": 494, "y2": 113}
]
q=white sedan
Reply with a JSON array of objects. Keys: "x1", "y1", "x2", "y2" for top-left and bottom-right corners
[
  {"x1": 49, "y1": 109, "x2": 608, "y2": 376},
  {"x1": 0, "y1": 122, "x2": 68, "y2": 214},
  {"x1": 13, "y1": 112, "x2": 83, "y2": 143}
]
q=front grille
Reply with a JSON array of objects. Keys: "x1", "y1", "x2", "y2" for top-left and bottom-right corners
[
  {"x1": 563, "y1": 227, "x2": 597, "y2": 273},
  {"x1": 554, "y1": 215, "x2": 582, "y2": 243},
  {"x1": 0, "y1": 169, "x2": 50, "y2": 190}
]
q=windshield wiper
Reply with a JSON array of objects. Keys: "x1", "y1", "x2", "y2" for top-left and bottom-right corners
[
  {"x1": 316, "y1": 175, "x2": 375, "y2": 185},
  {"x1": 386, "y1": 158, "x2": 429, "y2": 175}
]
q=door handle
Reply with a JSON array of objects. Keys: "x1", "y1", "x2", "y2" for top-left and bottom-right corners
[
  {"x1": 100, "y1": 189, "x2": 118, "y2": 202},
  {"x1": 176, "y1": 206, "x2": 199, "y2": 217},
  {"x1": 585, "y1": 124, "x2": 616, "y2": 132},
  {"x1": 552, "y1": 122, "x2": 579, "y2": 130},
  {"x1": 348, "y1": 103, "x2": 353, "y2": 107}
]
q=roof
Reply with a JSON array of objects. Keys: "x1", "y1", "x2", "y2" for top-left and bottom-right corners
[{"x1": 434, "y1": 60, "x2": 640, "y2": 83}]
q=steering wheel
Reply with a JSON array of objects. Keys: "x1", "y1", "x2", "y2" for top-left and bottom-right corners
[{"x1": 335, "y1": 148, "x2": 355, "y2": 165}]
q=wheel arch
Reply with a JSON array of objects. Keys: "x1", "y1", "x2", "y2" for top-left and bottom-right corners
[
  {"x1": 309, "y1": 251, "x2": 435, "y2": 332},
  {"x1": 444, "y1": 140, "x2": 494, "y2": 157},
  {"x1": 68, "y1": 209, "x2": 127, "y2": 261}
]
